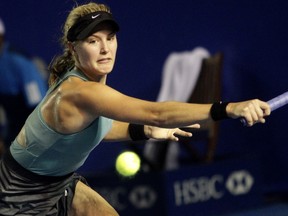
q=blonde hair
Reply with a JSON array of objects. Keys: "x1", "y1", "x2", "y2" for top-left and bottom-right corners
[{"x1": 48, "y1": 2, "x2": 111, "y2": 86}]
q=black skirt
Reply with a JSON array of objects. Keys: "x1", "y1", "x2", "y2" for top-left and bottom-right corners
[{"x1": 0, "y1": 150, "x2": 85, "y2": 216}]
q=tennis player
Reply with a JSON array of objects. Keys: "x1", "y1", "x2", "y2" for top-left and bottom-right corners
[{"x1": 0, "y1": 2, "x2": 271, "y2": 216}]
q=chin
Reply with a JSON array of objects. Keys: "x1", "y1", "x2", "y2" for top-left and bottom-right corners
[{"x1": 99, "y1": 67, "x2": 113, "y2": 74}]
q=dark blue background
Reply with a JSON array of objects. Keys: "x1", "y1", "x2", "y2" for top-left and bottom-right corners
[{"x1": 1, "y1": 0, "x2": 287, "y2": 194}]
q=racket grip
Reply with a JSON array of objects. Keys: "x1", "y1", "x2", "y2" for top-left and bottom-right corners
[{"x1": 240, "y1": 117, "x2": 248, "y2": 126}]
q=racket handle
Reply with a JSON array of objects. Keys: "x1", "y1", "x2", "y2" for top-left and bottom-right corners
[{"x1": 240, "y1": 118, "x2": 247, "y2": 126}]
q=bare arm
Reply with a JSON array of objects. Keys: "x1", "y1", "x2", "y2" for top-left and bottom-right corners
[
  {"x1": 103, "y1": 121, "x2": 129, "y2": 141},
  {"x1": 103, "y1": 120, "x2": 200, "y2": 142},
  {"x1": 75, "y1": 80, "x2": 270, "y2": 127},
  {"x1": 75, "y1": 80, "x2": 212, "y2": 127},
  {"x1": 43, "y1": 77, "x2": 270, "y2": 136}
]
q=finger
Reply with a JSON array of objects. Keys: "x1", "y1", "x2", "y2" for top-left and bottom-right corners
[
  {"x1": 250, "y1": 108, "x2": 259, "y2": 122},
  {"x1": 182, "y1": 123, "x2": 201, "y2": 129},
  {"x1": 170, "y1": 135, "x2": 179, "y2": 141},
  {"x1": 174, "y1": 129, "x2": 193, "y2": 138},
  {"x1": 243, "y1": 113, "x2": 254, "y2": 127},
  {"x1": 180, "y1": 124, "x2": 201, "y2": 133},
  {"x1": 168, "y1": 130, "x2": 180, "y2": 141},
  {"x1": 259, "y1": 118, "x2": 266, "y2": 124},
  {"x1": 259, "y1": 101, "x2": 271, "y2": 116},
  {"x1": 255, "y1": 105, "x2": 264, "y2": 118},
  {"x1": 247, "y1": 102, "x2": 259, "y2": 122},
  {"x1": 254, "y1": 105, "x2": 265, "y2": 123}
]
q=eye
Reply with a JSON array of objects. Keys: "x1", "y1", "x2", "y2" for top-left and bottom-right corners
[
  {"x1": 107, "y1": 34, "x2": 116, "y2": 41},
  {"x1": 88, "y1": 39, "x2": 97, "y2": 44},
  {"x1": 87, "y1": 37, "x2": 100, "y2": 44}
]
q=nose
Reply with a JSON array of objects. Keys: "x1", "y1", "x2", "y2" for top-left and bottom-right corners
[{"x1": 100, "y1": 41, "x2": 109, "y2": 54}]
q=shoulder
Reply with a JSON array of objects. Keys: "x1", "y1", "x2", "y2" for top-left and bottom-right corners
[
  {"x1": 41, "y1": 77, "x2": 97, "y2": 133},
  {"x1": 61, "y1": 76, "x2": 109, "y2": 96},
  {"x1": 55, "y1": 77, "x2": 106, "y2": 108}
]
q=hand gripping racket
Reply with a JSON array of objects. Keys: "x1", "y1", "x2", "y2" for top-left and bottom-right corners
[{"x1": 240, "y1": 91, "x2": 288, "y2": 126}]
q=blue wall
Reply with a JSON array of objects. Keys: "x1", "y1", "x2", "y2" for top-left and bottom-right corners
[{"x1": 1, "y1": 0, "x2": 288, "y2": 193}]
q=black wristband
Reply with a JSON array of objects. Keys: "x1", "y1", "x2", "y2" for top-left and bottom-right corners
[
  {"x1": 128, "y1": 124, "x2": 149, "y2": 141},
  {"x1": 210, "y1": 102, "x2": 229, "y2": 121}
]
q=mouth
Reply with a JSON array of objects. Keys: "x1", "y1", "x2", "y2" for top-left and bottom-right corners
[{"x1": 97, "y1": 58, "x2": 112, "y2": 64}]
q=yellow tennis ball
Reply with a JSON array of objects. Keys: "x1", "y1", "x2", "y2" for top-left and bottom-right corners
[{"x1": 116, "y1": 151, "x2": 141, "y2": 177}]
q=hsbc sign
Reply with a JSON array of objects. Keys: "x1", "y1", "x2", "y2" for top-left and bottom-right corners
[
  {"x1": 96, "y1": 185, "x2": 158, "y2": 210},
  {"x1": 89, "y1": 160, "x2": 260, "y2": 215},
  {"x1": 173, "y1": 170, "x2": 254, "y2": 206},
  {"x1": 226, "y1": 170, "x2": 254, "y2": 195},
  {"x1": 174, "y1": 175, "x2": 224, "y2": 205}
]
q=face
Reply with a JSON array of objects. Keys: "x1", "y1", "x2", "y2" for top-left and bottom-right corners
[{"x1": 72, "y1": 27, "x2": 118, "y2": 81}]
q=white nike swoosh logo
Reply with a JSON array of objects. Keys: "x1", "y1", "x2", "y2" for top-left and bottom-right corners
[{"x1": 92, "y1": 14, "x2": 100, "y2": 19}]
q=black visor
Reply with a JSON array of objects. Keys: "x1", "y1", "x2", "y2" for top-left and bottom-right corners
[{"x1": 67, "y1": 11, "x2": 119, "y2": 42}]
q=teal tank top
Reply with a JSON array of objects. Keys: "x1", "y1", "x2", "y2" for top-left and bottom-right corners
[{"x1": 10, "y1": 69, "x2": 113, "y2": 176}]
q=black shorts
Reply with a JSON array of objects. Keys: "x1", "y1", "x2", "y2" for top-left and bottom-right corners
[{"x1": 0, "y1": 150, "x2": 87, "y2": 216}]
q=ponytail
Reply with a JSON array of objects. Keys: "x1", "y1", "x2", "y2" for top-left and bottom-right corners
[{"x1": 48, "y1": 48, "x2": 74, "y2": 86}]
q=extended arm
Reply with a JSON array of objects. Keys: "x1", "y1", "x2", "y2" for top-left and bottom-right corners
[
  {"x1": 42, "y1": 77, "x2": 270, "y2": 135},
  {"x1": 103, "y1": 120, "x2": 200, "y2": 142}
]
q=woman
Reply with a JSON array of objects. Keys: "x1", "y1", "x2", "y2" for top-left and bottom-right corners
[{"x1": 0, "y1": 2, "x2": 270, "y2": 216}]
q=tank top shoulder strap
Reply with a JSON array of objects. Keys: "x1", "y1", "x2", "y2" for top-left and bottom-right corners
[
  {"x1": 47, "y1": 69, "x2": 90, "y2": 94},
  {"x1": 63, "y1": 69, "x2": 90, "y2": 81}
]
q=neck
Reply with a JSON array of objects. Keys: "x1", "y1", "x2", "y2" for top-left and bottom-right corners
[
  {"x1": 98, "y1": 75, "x2": 107, "y2": 84},
  {"x1": 74, "y1": 66, "x2": 107, "y2": 84}
]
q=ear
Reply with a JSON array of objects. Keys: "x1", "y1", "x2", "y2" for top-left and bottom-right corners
[{"x1": 67, "y1": 42, "x2": 76, "y2": 54}]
